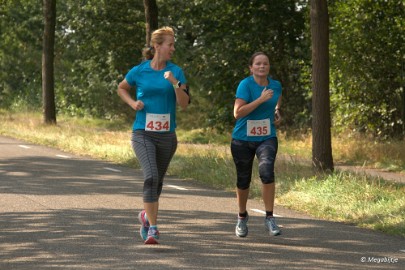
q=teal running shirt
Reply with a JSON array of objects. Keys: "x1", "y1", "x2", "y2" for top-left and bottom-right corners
[
  {"x1": 125, "y1": 60, "x2": 186, "y2": 132},
  {"x1": 232, "y1": 76, "x2": 282, "y2": 141}
]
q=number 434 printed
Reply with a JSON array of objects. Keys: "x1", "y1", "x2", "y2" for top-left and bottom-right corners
[{"x1": 145, "y1": 113, "x2": 170, "y2": 132}]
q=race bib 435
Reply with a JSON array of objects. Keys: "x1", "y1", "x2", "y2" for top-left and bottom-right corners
[{"x1": 247, "y1": 119, "x2": 270, "y2": 136}]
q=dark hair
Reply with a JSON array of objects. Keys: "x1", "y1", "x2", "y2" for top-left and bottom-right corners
[{"x1": 248, "y1": 52, "x2": 269, "y2": 66}]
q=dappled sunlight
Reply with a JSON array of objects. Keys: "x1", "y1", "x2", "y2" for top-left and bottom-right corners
[
  {"x1": 1, "y1": 208, "x2": 403, "y2": 269},
  {"x1": 0, "y1": 133, "x2": 404, "y2": 269}
]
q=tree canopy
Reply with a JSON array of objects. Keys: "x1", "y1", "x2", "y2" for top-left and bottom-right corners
[{"x1": 0, "y1": 0, "x2": 403, "y2": 139}]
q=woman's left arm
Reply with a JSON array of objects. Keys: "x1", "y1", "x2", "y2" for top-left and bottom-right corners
[
  {"x1": 174, "y1": 85, "x2": 190, "y2": 110},
  {"x1": 164, "y1": 71, "x2": 190, "y2": 110},
  {"x1": 274, "y1": 95, "x2": 282, "y2": 125}
]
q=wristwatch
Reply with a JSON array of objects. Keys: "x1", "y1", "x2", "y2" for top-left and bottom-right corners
[{"x1": 173, "y1": 81, "x2": 182, "y2": 89}]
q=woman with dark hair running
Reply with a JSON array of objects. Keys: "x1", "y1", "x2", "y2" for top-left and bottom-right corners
[
  {"x1": 117, "y1": 26, "x2": 190, "y2": 244},
  {"x1": 231, "y1": 52, "x2": 282, "y2": 238}
]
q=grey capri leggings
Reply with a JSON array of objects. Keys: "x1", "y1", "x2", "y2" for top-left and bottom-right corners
[{"x1": 131, "y1": 130, "x2": 177, "y2": 203}]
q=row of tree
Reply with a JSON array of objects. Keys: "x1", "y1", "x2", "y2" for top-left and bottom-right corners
[{"x1": 1, "y1": 1, "x2": 404, "y2": 144}]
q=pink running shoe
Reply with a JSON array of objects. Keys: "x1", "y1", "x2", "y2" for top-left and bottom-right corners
[
  {"x1": 144, "y1": 226, "x2": 160, "y2": 244},
  {"x1": 138, "y1": 210, "x2": 150, "y2": 241}
]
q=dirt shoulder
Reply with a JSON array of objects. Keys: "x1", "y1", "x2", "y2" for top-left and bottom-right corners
[
  {"x1": 335, "y1": 165, "x2": 405, "y2": 184},
  {"x1": 279, "y1": 153, "x2": 405, "y2": 185}
]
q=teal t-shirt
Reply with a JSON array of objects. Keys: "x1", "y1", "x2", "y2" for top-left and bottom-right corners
[
  {"x1": 232, "y1": 76, "x2": 282, "y2": 141},
  {"x1": 125, "y1": 60, "x2": 186, "y2": 132}
]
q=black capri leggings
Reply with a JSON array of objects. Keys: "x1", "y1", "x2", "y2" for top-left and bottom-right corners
[
  {"x1": 231, "y1": 137, "x2": 278, "y2": 190},
  {"x1": 131, "y1": 130, "x2": 177, "y2": 203}
]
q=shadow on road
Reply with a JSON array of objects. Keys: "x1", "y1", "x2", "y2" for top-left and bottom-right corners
[
  {"x1": 0, "y1": 139, "x2": 404, "y2": 269},
  {"x1": 1, "y1": 208, "x2": 404, "y2": 270}
]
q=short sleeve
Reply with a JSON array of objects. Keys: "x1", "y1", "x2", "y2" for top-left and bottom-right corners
[
  {"x1": 176, "y1": 68, "x2": 187, "y2": 85},
  {"x1": 235, "y1": 79, "x2": 251, "y2": 102},
  {"x1": 125, "y1": 65, "x2": 139, "y2": 87}
]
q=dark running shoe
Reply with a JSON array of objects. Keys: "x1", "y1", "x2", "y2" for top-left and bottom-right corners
[{"x1": 265, "y1": 216, "x2": 281, "y2": 236}]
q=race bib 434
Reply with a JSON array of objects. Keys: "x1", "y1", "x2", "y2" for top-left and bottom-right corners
[{"x1": 145, "y1": 113, "x2": 170, "y2": 132}]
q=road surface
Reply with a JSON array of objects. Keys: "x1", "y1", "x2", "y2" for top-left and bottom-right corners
[{"x1": 0, "y1": 135, "x2": 404, "y2": 269}]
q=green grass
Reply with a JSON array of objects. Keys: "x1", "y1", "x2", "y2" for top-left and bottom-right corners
[
  {"x1": 278, "y1": 172, "x2": 404, "y2": 234},
  {"x1": 331, "y1": 133, "x2": 405, "y2": 173},
  {"x1": 0, "y1": 110, "x2": 404, "y2": 237}
]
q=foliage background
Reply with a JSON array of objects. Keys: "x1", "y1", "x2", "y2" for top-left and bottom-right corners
[{"x1": 0, "y1": 0, "x2": 404, "y2": 139}]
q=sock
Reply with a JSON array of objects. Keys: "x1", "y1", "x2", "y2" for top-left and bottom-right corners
[
  {"x1": 238, "y1": 211, "x2": 248, "y2": 218},
  {"x1": 149, "y1": 225, "x2": 158, "y2": 230},
  {"x1": 266, "y1": 211, "x2": 273, "y2": 218}
]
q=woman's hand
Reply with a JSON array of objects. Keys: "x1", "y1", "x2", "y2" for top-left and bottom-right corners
[
  {"x1": 274, "y1": 108, "x2": 282, "y2": 125},
  {"x1": 164, "y1": 71, "x2": 177, "y2": 85},
  {"x1": 130, "y1": 100, "x2": 144, "y2": 111},
  {"x1": 259, "y1": 88, "x2": 274, "y2": 102}
]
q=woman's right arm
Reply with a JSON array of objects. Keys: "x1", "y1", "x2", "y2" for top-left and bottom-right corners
[
  {"x1": 117, "y1": 79, "x2": 144, "y2": 111},
  {"x1": 233, "y1": 88, "x2": 274, "y2": 119}
]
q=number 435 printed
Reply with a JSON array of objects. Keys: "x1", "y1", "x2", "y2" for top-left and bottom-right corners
[{"x1": 247, "y1": 119, "x2": 270, "y2": 136}]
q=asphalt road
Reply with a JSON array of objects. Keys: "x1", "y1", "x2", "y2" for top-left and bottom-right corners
[{"x1": 0, "y1": 135, "x2": 404, "y2": 270}]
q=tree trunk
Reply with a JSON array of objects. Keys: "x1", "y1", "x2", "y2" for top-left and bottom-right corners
[
  {"x1": 310, "y1": 0, "x2": 334, "y2": 172},
  {"x1": 143, "y1": 0, "x2": 158, "y2": 46},
  {"x1": 400, "y1": 61, "x2": 405, "y2": 138},
  {"x1": 42, "y1": 0, "x2": 56, "y2": 124}
]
